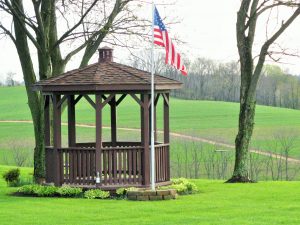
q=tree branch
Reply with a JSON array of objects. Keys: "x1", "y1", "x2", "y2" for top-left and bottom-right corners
[
  {"x1": 0, "y1": 23, "x2": 16, "y2": 44},
  {"x1": 53, "y1": 0, "x2": 99, "y2": 48},
  {"x1": 251, "y1": 6, "x2": 300, "y2": 95},
  {"x1": 79, "y1": 0, "x2": 131, "y2": 67},
  {"x1": 4, "y1": 0, "x2": 41, "y2": 50}
]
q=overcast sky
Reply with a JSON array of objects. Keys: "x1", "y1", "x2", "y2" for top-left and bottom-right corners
[{"x1": 0, "y1": 0, "x2": 299, "y2": 82}]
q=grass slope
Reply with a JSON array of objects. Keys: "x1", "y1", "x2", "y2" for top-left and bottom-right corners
[
  {"x1": 1, "y1": 86, "x2": 300, "y2": 158},
  {"x1": 0, "y1": 166, "x2": 300, "y2": 225}
]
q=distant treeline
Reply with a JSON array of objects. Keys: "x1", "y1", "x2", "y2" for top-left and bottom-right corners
[
  {"x1": 167, "y1": 60, "x2": 300, "y2": 109},
  {"x1": 130, "y1": 53, "x2": 300, "y2": 109}
]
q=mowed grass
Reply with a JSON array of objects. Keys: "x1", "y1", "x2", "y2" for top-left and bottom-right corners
[
  {"x1": 1, "y1": 86, "x2": 300, "y2": 157},
  {"x1": 0, "y1": 166, "x2": 300, "y2": 225}
]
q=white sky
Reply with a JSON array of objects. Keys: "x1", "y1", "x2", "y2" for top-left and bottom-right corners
[{"x1": 0, "y1": 0, "x2": 300, "y2": 82}]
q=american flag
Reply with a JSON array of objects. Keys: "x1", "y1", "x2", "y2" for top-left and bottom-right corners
[{"x1": 153, "y1": 6, "x2": 187, "y2": 76}]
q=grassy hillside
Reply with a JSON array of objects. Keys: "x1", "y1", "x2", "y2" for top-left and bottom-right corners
[
  {"x1": 1, "y1": 86, "x2": 300, "y2": 157},
  {"x1": 0, "y1": 166, "x2": 300, "y2": 225}
]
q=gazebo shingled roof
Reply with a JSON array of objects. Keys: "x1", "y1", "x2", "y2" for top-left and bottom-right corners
[{"x1": 34, "y1": 60, "x2": 182, "y2": 92}]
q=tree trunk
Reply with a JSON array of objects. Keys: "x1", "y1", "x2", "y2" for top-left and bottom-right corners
[
  {"x1": 12, "y1": 0, "x2": 45, "y2": 182},
  {"x1": 227, "y1": 45, "x2": 257, "y2": 183},
  {"x1": 32, "y1": 102, "x2": 45, "y2": 182},
  {"x1": 227, "y1": 98, "x2": 256, "y2": 182}
]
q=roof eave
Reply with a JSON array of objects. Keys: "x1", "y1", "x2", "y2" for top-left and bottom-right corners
[{"x1": 32, "y1": 83, "x2": 182, "y2": 93}]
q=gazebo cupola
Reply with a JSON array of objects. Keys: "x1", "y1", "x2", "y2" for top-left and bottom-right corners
[{"x1": 33, "y1": 47, "x2": 182, "y2": 189}]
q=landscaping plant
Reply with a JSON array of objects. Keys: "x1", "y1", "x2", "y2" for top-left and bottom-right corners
[
  {"x1": 2, "y1": 168, "x2": 20, "y2": 187},
  {"x1": 84, "y1": 189, "x2": 110, "y2": 199}
]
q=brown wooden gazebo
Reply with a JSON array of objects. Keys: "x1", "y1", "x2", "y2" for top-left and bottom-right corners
[{"x1": 33, "y1": 47, "x2": 182, "y2": 189}]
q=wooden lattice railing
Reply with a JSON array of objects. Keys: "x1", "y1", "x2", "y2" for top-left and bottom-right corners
[
  {"x1": 155, "y1": 144, "x2": 170, "y2": 182},
  {"x1": 46, "y1": 142, "x2": 170, "y2": 187}
]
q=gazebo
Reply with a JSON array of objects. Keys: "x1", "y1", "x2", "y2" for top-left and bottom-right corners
[{"x1": 33, "y1": 47, "x2": 182, "y2": 189}]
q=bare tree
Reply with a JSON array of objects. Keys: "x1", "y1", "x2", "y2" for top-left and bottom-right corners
[
  {"x1": 228, "y1": 0, "x2": 300, "y2": 183},
  {"x1": 12, "y1": 147, "x2": 30, "y2": 167},
  {"x1": 5, "y1": 72, "x2": 16, "y2": 86},
  {"x1": 191, "y1": 141, "x2": 202, "y2": 178},
  {"x1": 275, "y1": 130, "x2": 297, "y2": 180},
  {"x1": 0, "y1": 0, "x2": 151, "y2": 182}
]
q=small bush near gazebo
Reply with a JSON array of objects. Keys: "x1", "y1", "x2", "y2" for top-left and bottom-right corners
[
  {"x1": 15, "y1": 178, "x2": 198, "y2": 199},
  {"x1": 84, "y1": 189, "x2": 110, "y2": 199},
  {"x1": 16, "y1": 185, "x2": 83, "y2": 198},
  {"x1": 16, "y1": 185, "x2": 111, "y2": 199},
  {"x1": 2, "y1": 168, "x2": 20, "y2": 187},
  {"x1": 159, "y1": 178, "x2": 198, "y2": 195},
  {"x1": 56, "y1": 186, "x2": 83, "y2": 197},
  {"x1": 115, "y1": 187, "x2": 139, "y2": 199}
]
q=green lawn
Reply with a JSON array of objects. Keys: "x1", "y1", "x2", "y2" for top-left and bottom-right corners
[{"x1": 0, "y1": 166, "x2": 300, "y2": 225}]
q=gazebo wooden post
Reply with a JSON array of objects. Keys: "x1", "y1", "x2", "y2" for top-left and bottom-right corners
[
  {"x1": 141, "y1": 93, "x2": 150, "y2": 186},
  {"x1": 163, "y1": 93, "x2": 170, "y2": 143},
  {"x1": 44, "y1": 95, "x2": 51, "y2": 183},
  {"x1": 110, "y1": 95, "x2": 117, "y2": 146},
  {"x1": 53, "y1": 94, "x2": 62, "y2": 186},
  {"x1": 68, "y1": 95, "x2": 76, "y2": 147},
  {"x1": 95, "y1": 94, "x2": 102, "y2": 186},
  {"x1": 44, "y1": 95, "x2": 50, "y2": 146},
  {"x1": 163, "y1": 93, "x2": 170, "y2": 180}
]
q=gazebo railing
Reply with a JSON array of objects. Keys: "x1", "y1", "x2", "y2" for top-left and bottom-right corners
[
  {"x1": 46, "y1": 142, "x2": 170, "y2": 187},
  {"x1": 155, "y1": 144, "x2": 170, "y2": 183},
  {"x1": 101, "y1": 146, "x2": 144, "y2": 186},
  {"x1": 58, "y1": 147, "x2": 96, "y2": 185}
]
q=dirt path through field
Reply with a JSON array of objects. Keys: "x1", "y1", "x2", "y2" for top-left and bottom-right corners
[{"x1": 1, "y1": 120, "x2": 300, "y2": 163}]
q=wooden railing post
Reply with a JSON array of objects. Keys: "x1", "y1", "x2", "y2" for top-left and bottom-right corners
[
  {"x1": 44, "y1": 95, "x2": 51, "y2": 183},
  {"x1": 110, "y1": 95, "x2": 117, "y2": 146},
  {"x1": 163, "y1": 93, "x2": 170, "y2": 181},
  {"x1": 141, "y1": 94, "x2": 150, "y2": 186},
  {"x1": 95, "y1": 94, "x2": 102, "y2": 186},
  {"x1": 53, "y1": 94, "x2": 62, "y2": 186},
  {"x1": 163, "y1": 93, "x2": 169, "y2": 143},
  {"x1": 68, "y1": 95, "x2": 76, "y2": 147},
  {"x1": 44, "y1": 95, "x2": 50, "y2": 146}
]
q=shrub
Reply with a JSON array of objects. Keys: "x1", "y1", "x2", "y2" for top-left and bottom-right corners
[
  {"x1": 17, "y1": 184, "x2": 39, "y2": 195},
  {"x1": 126, "y1": 187, "x2": 138, "y2": 192},
  {"x1": 17, "y1": 185, "x2": 58, "y2": 197},
  {"x1": 165, "y1": 178, "x2": 198, "y2": 195},
  {"x1": 34, "y1": 186, "x2": 58, "y2": 197},
  {"x1": 2, "y1": 168, "x2": 20, "y2": 186},
  {"x1": 84, "y1": 189, "x2": 110, "y2": 199},
  {"x1": 171, "y1": 178, "x2": 188, "y2": 185},
  {"x1": 116, "y1": 187, "x2": 139, "y2": 199},
  {"x1": 116, "y1": 188, "x2": 126, "y2": 197},
  {"x1": 57, "y1": 186, "x2": 82, "y2": 197},
  {"x1": 116, "y1": 187, "x2": 138, "y2": 199}
]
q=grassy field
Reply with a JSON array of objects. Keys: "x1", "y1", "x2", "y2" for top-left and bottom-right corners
[
  {"x1": 1, "y1": 86, "x2": 300, "y2": 180},
  {"x1": 1, "y1": 88, "x2": 300, "y2": 224},
  {"x1": 0, "y1": 166, "x2": 300, "y2": 225},
  {"x1": 1, "y1": 86, "x2": 300, "y2": 157}
]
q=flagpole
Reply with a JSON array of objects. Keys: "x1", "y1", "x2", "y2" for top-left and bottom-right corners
[{"x1": 150, "y1": 1, "x2": 155, "y2": 191}]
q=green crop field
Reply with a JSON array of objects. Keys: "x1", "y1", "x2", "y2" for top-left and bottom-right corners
[
  {"x1": 1, "y1": 86, "x2": 300, "y2": 181},
  {"x1": 1, "y1": 86, "x2": 300, "y2": 157},
  {"x1": 0, "y1": 166, "x2": 300, "y2": 225}
]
